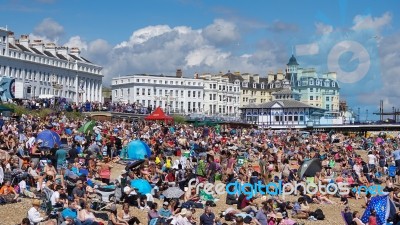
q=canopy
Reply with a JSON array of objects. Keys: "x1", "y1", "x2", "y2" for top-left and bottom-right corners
[
  {"x1": 78, "y1": 120, "x2": 96, "y2": 134},
  {"x1": 145, "y1": 107, "x2": 173, "y2": 122},
  {"x1": 361, "y1": 194, "x2": 396, "y2": 225},
  {"x1": 37, "y1": 129, "x2": 61, "y2": 149},
  {"x1": 298, "y1": 158, "x2": 322, "y2": 179},
  {"x1": 131, "y1": 179, "x2": 152, "y2": 194},
  {"x1": 124, "y1": 140, "x2": 152, "y2": 160}
]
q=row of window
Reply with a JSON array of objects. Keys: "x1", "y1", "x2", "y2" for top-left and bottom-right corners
[
  {"x1": 208, "y1": 105, "x2": 237, "y2": 114},
  {"x1": 3, "y1": 49, "x2": 100, "y2": 74},
  {"x1": 299, "y1": 79, "x2": 336, "y2": 87},
  {"x1": 134, "y1": 99, "x2": 202, "y2": 112},
  {"x1": 115, "y1": 78, "x2": 203, "y2": 86},
  {"x1": 208, "y1": 94, "x2": 239, "y2": 103},
  {"x1": 0, "y1": 65, "x2": 101, "y2": 89},
  {"x1": 207, "y1": 83, "x2": 238, "y2": 92},
  {"x1": 309, "y1": 96, "x2": 336, "y2": 101},
  {"x1": 114, "y1": 89, "x2": 202, "y2": 98}
]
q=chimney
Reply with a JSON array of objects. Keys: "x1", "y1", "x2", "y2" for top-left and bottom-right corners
[
  {"x1": 8, "y1": 32, "x2": 15, "y2": 45},
  {"x1": 268, "y1": 71, "x2": 274, "y2": 83},
  {"x1": 30, "y1": 40, "x2": 44, "y2": 52},
  {"x1": 19, "y1": 34, "x2": 29, "y2": 48},
  {"x1": 176, "y1": 69, "x2": 182, "y2": 78},
  {"x1": 277, "y1": 69, "x2": 284, "y2": 80},
  {"x1": 253, "y1": 74, "x2": 259, "y2": 83},
  {"x1": 70, "y1": 47, "x2": 80, "y2": 56},
  {"x1": 56, "y1": 46, "x2": 68, "y2": 56},
  {"x1": 45, "y1": 43, "x2": 56, "y2": 55}
]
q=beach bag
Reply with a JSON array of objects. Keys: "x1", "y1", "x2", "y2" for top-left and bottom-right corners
[{"x1": 314, "y1": 208, "x2": 325, "y2": 220}]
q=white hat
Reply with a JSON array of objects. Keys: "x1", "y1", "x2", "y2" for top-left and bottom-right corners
[{"x1": 180, "y1": 208, "x2": 188, "y2": 215}]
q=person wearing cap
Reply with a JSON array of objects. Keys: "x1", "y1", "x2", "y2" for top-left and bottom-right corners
[
  {"x1": 159, "y1": 201, "x2": 172, "y2": 218},
  {"x1": 28, "y1": 199, "x2": 47, "y2": 225}
]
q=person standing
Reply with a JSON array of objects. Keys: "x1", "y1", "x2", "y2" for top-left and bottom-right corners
[
  {"x1": 207, "y1": 155, "x2": 216, "y2": 184},
  {"x1": 55, "y1": 147, "x2": 68, "y2": 173},
  {"x1": 393, "y1": 149, "x2": 400, "y2": 171}
]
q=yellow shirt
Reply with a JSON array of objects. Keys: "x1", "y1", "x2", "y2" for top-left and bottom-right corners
[
  {"x1": 155, "y1": 157, "x2": 161, "y2": 164},
  {"x1": 166, "y1": 159, "x2": 172, "y2": 168}
]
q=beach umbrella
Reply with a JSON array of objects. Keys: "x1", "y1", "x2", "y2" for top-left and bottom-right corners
[
  {"x1": 162, "y1": 187, "x2": 185, "y2": 199},
  {"x1": 37, "y1": 129, "x2": 61, "y2": 149},
  {"x1": 78, "y1": 120, "x2": 96, "y2": 134},
  {"x1": 131, "y1": 179, "x2": 152, "y2": 195},
  {"x1": 298, "y1": 158, "x2": 322, "y2": 179},
  {"x1": 126, "y1": 140, "x2": 152, "y2": 160},
  {"x1": 125, "y1": 159, "x2": 145, "y2": 171}
]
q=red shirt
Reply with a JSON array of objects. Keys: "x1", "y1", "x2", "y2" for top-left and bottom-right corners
[
  {"x1": 369, "y1": 216, "x2": 377, "y2": 225},
  {"x1": 240, "y1": 197, "x2": 250, "y2": 209}
]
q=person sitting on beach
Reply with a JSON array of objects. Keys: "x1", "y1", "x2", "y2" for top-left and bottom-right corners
[
  {"x1": 292, "y1": 197, "x2": 309, "y2": 219},
  {"x1": 313, "y1": 192, "x2": 336, "y2": 204},
  {"x1": 0, "y1": 180, "x2": 19, "y2": 203}
]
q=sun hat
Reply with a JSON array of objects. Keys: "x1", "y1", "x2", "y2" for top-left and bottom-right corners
[
  {"x1": 32, "y1": 199, "x2": 41, "y2": 206},
  {"x1": 180, "y1": 208, "x2": 188, "y2": 215}
]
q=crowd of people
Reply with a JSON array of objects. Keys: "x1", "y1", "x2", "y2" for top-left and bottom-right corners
[
  {"x1": 12, "y1": 98, "x2": 152, "y2": 114},
  {"x1": 1, "y1": 108, "x2": 400, "y2": 225}
]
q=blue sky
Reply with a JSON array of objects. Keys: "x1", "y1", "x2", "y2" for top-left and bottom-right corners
[{"x1": 1, "y1": 0, "x2": 400, "y2": 119}]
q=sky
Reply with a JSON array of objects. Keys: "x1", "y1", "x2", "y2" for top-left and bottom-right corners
[{"x1": 1, "y1": 0, "x2": 400, "y2": 120}]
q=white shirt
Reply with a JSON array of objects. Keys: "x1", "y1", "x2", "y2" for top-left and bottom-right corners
[
  {"x1": 50, "y1": 191, "x2": 60, "y2": 206},
  {"x1": 19, "y1": 180, "x2": 26, "y2": 191},
  {"x1": 368, "y1": 154, "x2": 377, "y2": 165},
  {"x1": 177, "y1": 217, "x2": 193, "y2": 225},
  {"x1": 123, "y1": 186, "x2": 137, "y2": 196},
  {"x1": 28, "y1": 207, "x2": 43, "y2": 225}
]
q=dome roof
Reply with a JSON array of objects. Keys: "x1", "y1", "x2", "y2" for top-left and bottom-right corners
[{"x1": 287, "y1": 55, "x2": 299, "y2": 66}]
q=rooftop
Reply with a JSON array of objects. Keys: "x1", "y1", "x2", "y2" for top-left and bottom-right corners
[{"x1": 241, "y1": 99, "x2": 320, "y2": 109}]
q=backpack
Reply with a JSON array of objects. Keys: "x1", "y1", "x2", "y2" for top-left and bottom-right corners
[{"x1": 314, "y1": 208, "x2": 325, "y2": 220}]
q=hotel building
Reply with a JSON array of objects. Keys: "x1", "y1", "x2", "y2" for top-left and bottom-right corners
[{"x1": 0, "y1": 27, "x2": 103, "y2": 103}]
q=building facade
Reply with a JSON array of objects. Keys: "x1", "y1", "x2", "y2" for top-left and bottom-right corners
[
  {"x1": 286, "y1": 55, "x2": 340, "y2": 111},
  {"x1": 241, "y1": 88, "x2": 325, "y2": 128},
  {"x1": 111, "y1": 71, "x2": 204, "y2": 114},
  {"x1": 0, "y1": 28, "x2": 103, "y2": 103},
  {"x1": 199, "y1": 73, "x2": 241, "y2": 117}
]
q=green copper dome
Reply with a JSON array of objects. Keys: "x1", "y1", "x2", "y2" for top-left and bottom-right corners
[{"x1": 287, "y1": 55, "x2": 299, "y2": 66}]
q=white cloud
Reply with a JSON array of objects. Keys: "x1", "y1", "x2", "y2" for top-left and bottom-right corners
[
  {"x1": 296, "y1": 43, "x2": 319, "y2": 56},
  {"x1": 91, "y1": 19, "x2": 286, "y2": 83},
  {"x1": 202, "y1": 19, "x2": 240, "y2": 45},
  {"x1": 185, "y1": 46, "x2": 230, "y2": 67},
  {"x1": 28, "y1": 33, "x2": 54, "y2": 44},
  {"x1": 351, "y1": 12, "x2": 392, "y2": 31},
  {"x1": 33, "y1": 18, "x2": 64, "y2": 41},
  {"x1": 115, "y1": 25, "x2": 172, "y2": 48},
  {"x1": 64, "y1": 36, "x2": 87, "y2": 50},
  {"x1": 315, "y1": 22, "x2": 333, "y2": 35}
]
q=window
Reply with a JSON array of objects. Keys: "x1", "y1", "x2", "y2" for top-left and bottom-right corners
[
  {"x1": 219, "y1": 85, "x2": 222, "y2": 90},
  {"x1": 141, "y1": 88, "x2": 145, "y2": 95},
  {"x1": 326, "y1": 96, "x2": 329, "y2": 101},
  {"x1": 148, "y1": 89, "x2": 151, "y2": 95},
  {"x1": 331, "y1": 97, "x2": 334, "y2": 101},
  {"x1": 310, "y1": 88, "x2": 313, "y2": 92},
  {"x1": 309, "y1": 79, "x2": 314, "y2": 85},
  {"x1": 332, "y1": 82, "x2": 336, "y2": 87},
  {"x1": 210, "y1": 94, "x2": 212, "y2": 100},
  {"x1": 198, "y1": 91, "x2": 201, "y2": 98},
  {"x1": 316, "y1": 96, "x2": 319, "y2": 100},
  {"x1": 159, "y1": 90, "x2": 162, "y2": 95},
  {"x1": 310, "y1": 96, "x2": 313, "y2": 100},
  {"x1": 188, "y1": 91, "x2": 191, "y2": 97},
  {"x1": 253, "y1": 83, "x2": 256, "y2": 88},
  {"x1": 326, "y1": 104, "x2": 330, "y2": 110},
  {"x1": 181, "y1": 91, "x2": 184, "y2": 97}
]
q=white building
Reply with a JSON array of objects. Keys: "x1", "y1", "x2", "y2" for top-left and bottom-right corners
[
  {"x1": 111, "y1": 70, "x2": 204, "y2": 114},
  {"x1": 199, "y1": 73, "x2": 241, "y2": 117},
  {"x1": 0, "y1": 28, "x2": 103, "y2": 103}
]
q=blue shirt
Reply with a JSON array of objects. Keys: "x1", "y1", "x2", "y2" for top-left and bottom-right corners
[
  {"x1": 61, "y1": 208, "x2": 78, "y2": 220},
  {"x1": 393, "y1": 150, "x2": 400, "y2": 161},
  {"x1": 256, "y1": 210, "x2": 267, "y2": 225},
  {"x1": 200, "y1": 213, "x2": 215, "y2": 225},
  {"x1": 159, "y1": 208, "x2": 172, "y2": 218}
]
